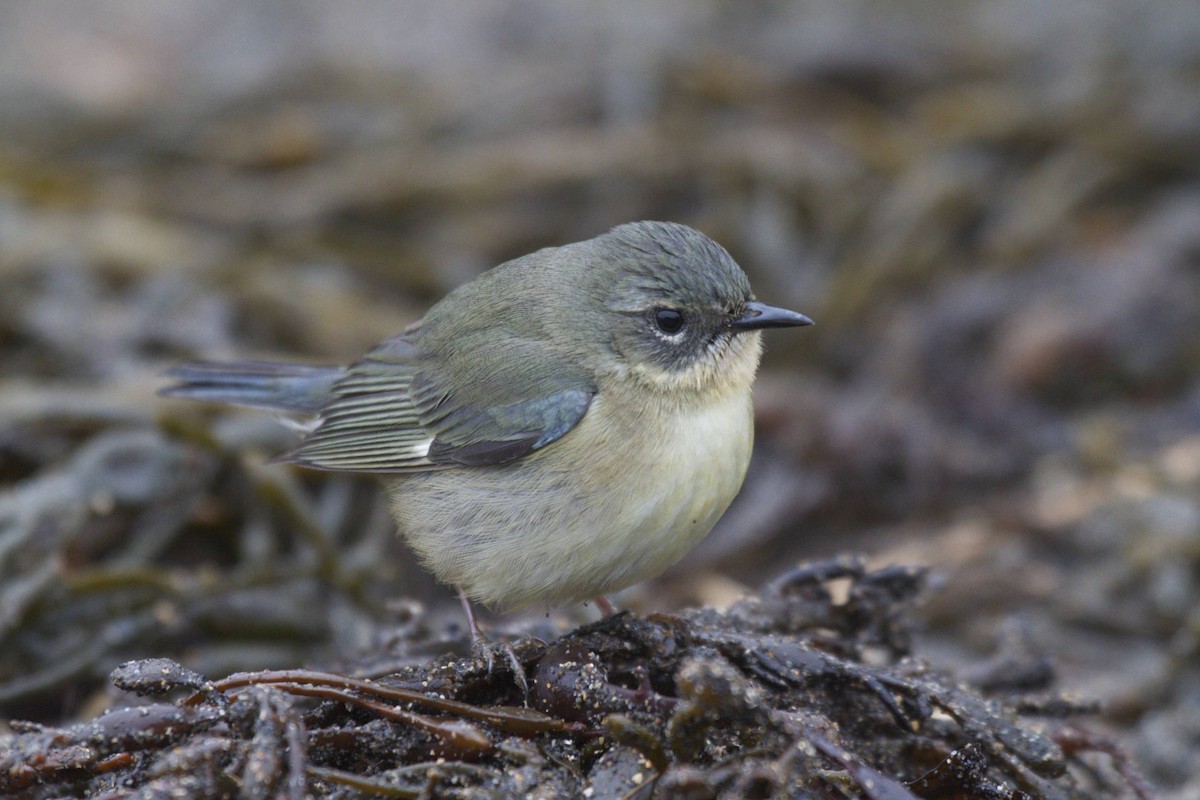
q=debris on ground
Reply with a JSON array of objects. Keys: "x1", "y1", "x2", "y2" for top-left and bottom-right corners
[{"x1": 0, "y1": 559, "x2": 1151, "y2": 799}]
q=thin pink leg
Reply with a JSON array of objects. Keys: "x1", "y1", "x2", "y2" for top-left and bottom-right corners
[
  {"x1": 458, "y1": 587, "x2": 486, "y2": 645},
  {"x1": 594, "y1": 595, "x2": 618, "y2": 617}
]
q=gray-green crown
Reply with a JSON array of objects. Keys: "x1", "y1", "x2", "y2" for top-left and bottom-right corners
[{"x1": 596, "y1": 221, "x2": 753, "y2": 314}]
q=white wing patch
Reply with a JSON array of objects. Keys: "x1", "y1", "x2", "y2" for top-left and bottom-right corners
[{"x1": 278, "y1": 414, "x2": 321, "y2": 434}]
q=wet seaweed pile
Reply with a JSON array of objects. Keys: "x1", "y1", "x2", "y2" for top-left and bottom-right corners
[
  {"x1": 0, "y1": 560, "x2": 1149, "y2": 799},
  {"x1": 0, "y1": 402, "x2": 429, "y2": 726}
]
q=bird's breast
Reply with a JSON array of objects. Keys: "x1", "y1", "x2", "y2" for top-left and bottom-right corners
[
  {"x1": 580, "y1": 390, "x2": 753, "y2": 521},
  {"x1": 389, "y1": 383, "x2": 756, "y2": 611},
  {"x1": 547, "y1": 385, "x2": 756, "y2": 594}
]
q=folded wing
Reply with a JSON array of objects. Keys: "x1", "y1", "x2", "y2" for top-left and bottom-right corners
[{"x1": 283, "y1": 333, "x2": 595, "y2": 473}]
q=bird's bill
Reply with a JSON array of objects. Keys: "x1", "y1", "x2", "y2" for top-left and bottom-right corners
[{"x1": 731, "y1": 301, "x2": 814, "y2": 331}]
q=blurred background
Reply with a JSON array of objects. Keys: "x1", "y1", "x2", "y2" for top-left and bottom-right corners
[{"x1": 1, "y1": 1, "x2": 1198, "y2": 792}]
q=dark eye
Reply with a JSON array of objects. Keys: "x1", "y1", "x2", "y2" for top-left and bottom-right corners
[{"x1": 654, "y1": 308, "x2": 685, "y2": 335}]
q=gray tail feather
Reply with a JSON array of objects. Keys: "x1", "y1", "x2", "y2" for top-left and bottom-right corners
[{"x1": 159, "y1": 360, "x2": 342, "y2": 415}]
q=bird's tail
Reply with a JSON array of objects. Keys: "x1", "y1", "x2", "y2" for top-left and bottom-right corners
[{"x1": 159, "y1": 361, "x2": 342, "y2": 415}]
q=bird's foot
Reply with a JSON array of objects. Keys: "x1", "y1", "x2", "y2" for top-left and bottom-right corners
[
  {"x1": 459, "y1": 588, "x2": 529, "y2": 698},
  {"x1": 470, "y1": 636, "x2": 528, "y2": 697}
]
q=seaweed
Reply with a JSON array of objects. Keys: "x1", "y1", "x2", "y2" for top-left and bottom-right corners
[{"x1": 0, "y1": 560, "x2": 1148, "y2": 799}]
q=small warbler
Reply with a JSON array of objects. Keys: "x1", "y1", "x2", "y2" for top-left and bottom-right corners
[{"x1": 162, "y1": 221, "x2": 812, "y2": 621}]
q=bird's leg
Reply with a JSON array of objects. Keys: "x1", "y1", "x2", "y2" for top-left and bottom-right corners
[
  {"x1": 457, "y1": 587, "x2": 528, "y2": 697},
  {"x1": 458, "y1": 587, "x2": 488, "y2": 646},
  {"x1": 594, "y1": 595, "x2": 619, "y2": 617}
]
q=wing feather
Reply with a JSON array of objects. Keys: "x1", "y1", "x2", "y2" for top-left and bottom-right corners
[{"x1": 280, "y1": 333, "x2": 595, "y2": 473}]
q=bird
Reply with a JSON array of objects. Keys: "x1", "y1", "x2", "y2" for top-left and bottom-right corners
[{"x1": 161, "y1": 221, "x2": 812, "y2": 634}]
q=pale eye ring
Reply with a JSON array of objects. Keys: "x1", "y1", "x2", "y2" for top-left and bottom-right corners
[{"x1": 654, "y1": 308, "x2": 685, "y2": 335}]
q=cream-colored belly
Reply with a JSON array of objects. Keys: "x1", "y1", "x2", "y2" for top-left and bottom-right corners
[{"x1": 388, "y1": 390, "x2": 755, "y2": 611}]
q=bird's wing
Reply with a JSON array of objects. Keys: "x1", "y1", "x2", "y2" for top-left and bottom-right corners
[{"x1": 280, "y1": 333, "x2": 595, "y2": 473}]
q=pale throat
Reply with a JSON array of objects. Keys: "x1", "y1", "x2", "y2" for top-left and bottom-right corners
[{"x1": 623, "y1": 331, "x2": 763, "y2": 405}]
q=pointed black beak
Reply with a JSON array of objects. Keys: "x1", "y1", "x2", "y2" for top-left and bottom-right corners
[{"x1": 731, "y1": 301, "x2": 814, "y2": 331}]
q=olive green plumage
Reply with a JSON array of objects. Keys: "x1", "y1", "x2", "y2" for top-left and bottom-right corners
[{"x1": 162, "y1": 221, "x2": 811, "y2": 611}]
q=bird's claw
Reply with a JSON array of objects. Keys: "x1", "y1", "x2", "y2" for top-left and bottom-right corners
[
  {"x1": 459, "y1": 587, "x2": 529, "y2": 698},
  {"x1": 469, "y1": 636, "x2": 529, "y2": 697}
]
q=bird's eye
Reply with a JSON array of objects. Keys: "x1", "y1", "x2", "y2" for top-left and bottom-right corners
[{"x1": 654, "y1": 308, "x2": 685, "y2": 335}]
